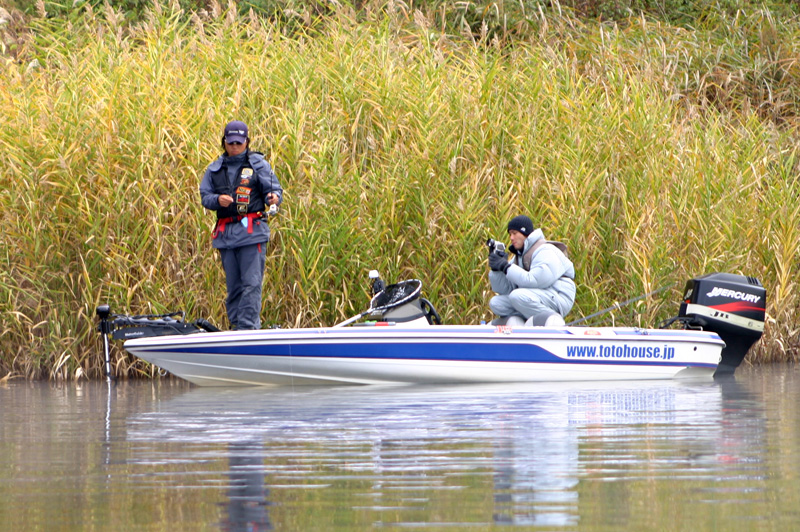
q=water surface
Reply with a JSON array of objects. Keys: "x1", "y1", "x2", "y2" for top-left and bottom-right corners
[{"x1": 1, "y1": 365, "x2": 798, "y2": 531}]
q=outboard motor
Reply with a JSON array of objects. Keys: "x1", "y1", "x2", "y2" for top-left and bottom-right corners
[{"x1": 675, "y1": 273, "x2": 766, "y2": 375}]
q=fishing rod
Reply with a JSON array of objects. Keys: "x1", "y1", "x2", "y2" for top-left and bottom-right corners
[{"x1": 566, "y1": 283, "x2": 676, "y2": 326}]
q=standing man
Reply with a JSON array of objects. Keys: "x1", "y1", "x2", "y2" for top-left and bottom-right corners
[
  {"x1": 200, "y1": 120, "x2": 283, "y2": 330},
  {"x1": 488, "y1": 215, "x2": 575, "y2": 326}
]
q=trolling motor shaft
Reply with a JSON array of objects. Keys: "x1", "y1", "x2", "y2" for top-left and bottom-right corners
[{"x1": 96, "y1": 305, "x2": 113, "y2": 380}]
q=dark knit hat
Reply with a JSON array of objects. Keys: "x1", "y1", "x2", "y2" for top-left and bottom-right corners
[{"x1": 507, "y1": 215, "x2": 534, "y2": 236}]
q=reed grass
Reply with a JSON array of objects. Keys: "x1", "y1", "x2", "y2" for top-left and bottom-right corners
[{"x1": 1, "y1": 0, "x2": 799, "y2": 379}]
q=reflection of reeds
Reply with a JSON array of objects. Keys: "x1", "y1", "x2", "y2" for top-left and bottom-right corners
[{"x1": 1, "y1": 3, "x2": 798, "y2": 379}]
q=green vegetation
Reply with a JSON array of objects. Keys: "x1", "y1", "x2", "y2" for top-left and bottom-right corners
[{"x1": 1, "y1": 0, "x2": 799, "y2": 379}]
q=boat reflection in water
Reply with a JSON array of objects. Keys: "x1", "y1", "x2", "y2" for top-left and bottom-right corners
[
  {"x1": 123, "y1": 377, "x2": 766, "y2": 528},
  {"x1": 220, "y1": 442, "x2": 272, "y2": 532}
]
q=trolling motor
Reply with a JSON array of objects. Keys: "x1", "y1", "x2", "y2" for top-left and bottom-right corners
[
  {"x1": 661, "y1": 273, "x2": 766, "y2": 376},
  {"x1": 97, "y1": 307, "x2": 219, "y2": 340},
  {"x1": 96, "y1": 305, "x2": 219, "y2": 379},
  {"x1": 96, "y1": 305, "x2": 220, "y2": 377}
]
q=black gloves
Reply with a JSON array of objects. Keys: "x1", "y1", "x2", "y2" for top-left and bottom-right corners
[{"x1": 488, "y1": 251, "x2": 510, "y2": 273}]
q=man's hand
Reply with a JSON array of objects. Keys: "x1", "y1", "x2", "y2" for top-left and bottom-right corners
[
  {"x1": 489, "y1": 252, "x2": 510, "y2": 273},
  {"x1": 218, "y1": 194, "x2": 233, "y2": 208}
]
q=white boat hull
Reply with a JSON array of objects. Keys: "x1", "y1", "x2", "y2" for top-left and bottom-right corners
[{"x1": 123, "y1": 325, "x2": 724, "y2": 386}]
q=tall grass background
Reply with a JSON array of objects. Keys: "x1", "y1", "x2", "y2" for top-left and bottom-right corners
[{"x1": 1, "y1": 0, "x2": 799, "y2": 379}]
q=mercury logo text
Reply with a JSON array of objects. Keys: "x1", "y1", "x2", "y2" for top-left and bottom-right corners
[{"x1": 706, "y1": 287, "x2": 761, "y2": 303}]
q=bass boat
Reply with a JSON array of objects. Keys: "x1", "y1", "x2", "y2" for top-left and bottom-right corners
[{"x1": 98, "y1": 272, "x2": 766, "y2": 386}]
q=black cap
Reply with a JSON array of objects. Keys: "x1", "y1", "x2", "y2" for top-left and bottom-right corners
[
  {"x1": 223, "y1": 120, "x2": 248, "y2": 143},
  {"x1": 507, "y1": 215, "x2": 534, "y2": 236}
]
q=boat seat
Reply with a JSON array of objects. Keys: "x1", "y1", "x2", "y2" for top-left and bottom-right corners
[
  {"x1": 378, "y1": 301, "x2": 427, "y2": 324},
  {"x1": 491, "y1": 316, "x2": 526, "y2": 327},
  {"x1": 526, "y1": 313, "x2": 565, "y2": 327}
]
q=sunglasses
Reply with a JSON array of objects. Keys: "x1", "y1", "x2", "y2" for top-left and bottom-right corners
[{"x1": 228, "y1": 141, "x2": 243, "y2": 145}]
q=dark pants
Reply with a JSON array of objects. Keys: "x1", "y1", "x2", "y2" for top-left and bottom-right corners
[{"x1": 219, "y1": 243, "x2": 267, "y2": 330}]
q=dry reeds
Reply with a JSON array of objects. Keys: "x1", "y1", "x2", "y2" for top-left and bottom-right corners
[{"x1": 1, "y1": 1, "x2": 798, "y2": 378}]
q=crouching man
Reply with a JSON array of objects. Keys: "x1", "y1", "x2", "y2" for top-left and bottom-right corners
[{"x1": 488, "y1": 215, "x2": 575, "y2": 326}]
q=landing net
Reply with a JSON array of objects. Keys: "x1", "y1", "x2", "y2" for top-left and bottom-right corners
[{"x1": 370, "y1": 279, "x2": 422, "y2": 312}]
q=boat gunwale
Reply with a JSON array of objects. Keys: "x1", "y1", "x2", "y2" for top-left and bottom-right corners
[{"x1": 124, "y1": 325, "x2": 726, "y2": 350}]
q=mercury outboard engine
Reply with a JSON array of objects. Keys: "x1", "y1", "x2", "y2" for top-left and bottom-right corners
[{"x1": 669, "y1": 273, "x2": 766, "y2": 376}]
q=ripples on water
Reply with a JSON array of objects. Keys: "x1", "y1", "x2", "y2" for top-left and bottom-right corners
[{"x1": 0, "y1": 365, "x2": 798, "y2": 531}]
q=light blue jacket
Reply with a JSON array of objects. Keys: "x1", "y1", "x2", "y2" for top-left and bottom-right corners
[{"x1": 489, "y1": 229, "x2": 576, "y2": 312}]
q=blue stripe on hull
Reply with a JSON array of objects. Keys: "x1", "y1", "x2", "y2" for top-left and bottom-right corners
[{"x1": 139, "y1": 341, "x2": 715, "y2": 368}]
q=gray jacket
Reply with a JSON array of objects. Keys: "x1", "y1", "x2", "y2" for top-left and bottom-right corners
[
  {"x1": 489, "y1": 229, "x2": 576, "y2": 304},
  {"x1": 199, "y1": 151, "x2": 283, "y2": 249}
]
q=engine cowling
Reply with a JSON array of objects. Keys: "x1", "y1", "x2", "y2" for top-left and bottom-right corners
[{"x1": 678, "y1": 273, "x2": 766, "y2": 375}]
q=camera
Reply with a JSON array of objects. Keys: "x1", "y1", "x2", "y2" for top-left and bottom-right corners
[{"x1": 486, "y1": 238, "x2": 506, "y2": 255}]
